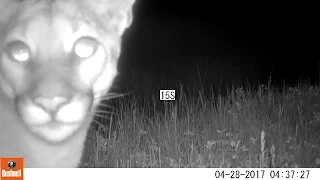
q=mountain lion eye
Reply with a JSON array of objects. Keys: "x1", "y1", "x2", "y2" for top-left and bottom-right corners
[
  {"x1": 74, "y1": 37, "x2": 99, "y2": 59},
  {"x1": 6, "y1": 41, "x2": 30, "y2": 62}
]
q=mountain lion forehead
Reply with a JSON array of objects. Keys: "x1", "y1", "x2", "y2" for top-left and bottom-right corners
[
  {"x1": 11, "y1": 0, "x2": 101, "y2": 33},
  {"x1": 20, "y1": 15, "x2": 98, "y2": 56},
  {"x1": 1, "y1": 0, "x2": 114, "y2": 43}
]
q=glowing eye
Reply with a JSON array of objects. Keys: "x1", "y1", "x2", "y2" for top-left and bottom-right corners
[
  {"x1": 74, "y1": 37, "x2": 99, "y2": 59},
  {"x1": 6, "y1": 41, "x2": 30, "y2": 62}
]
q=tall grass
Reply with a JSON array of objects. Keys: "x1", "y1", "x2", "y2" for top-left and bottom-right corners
[{"x1": 80, "y1": 71, "x2": 320, "y2": 168}]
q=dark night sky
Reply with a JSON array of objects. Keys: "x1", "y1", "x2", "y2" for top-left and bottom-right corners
[{"x1": 118, "y1": 1, "x2": 319, "y2": 86}]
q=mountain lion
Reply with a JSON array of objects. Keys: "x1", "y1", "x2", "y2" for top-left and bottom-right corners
[{"x1": 0, "y1": 0, "x2": 135, "y2": 167}]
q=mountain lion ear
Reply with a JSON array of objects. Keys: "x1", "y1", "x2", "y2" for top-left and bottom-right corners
[{"x1": 89, "y1": 0, "x2": 135, "y2": 35}]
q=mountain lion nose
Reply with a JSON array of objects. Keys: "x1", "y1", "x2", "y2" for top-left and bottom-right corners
[{"x1": 34, "y1": 96, "x2": 69, "y2": 113}]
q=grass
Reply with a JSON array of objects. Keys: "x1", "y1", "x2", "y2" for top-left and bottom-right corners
[{"x1": 80, "y1": 72, "x2": 320, "y2": 168}]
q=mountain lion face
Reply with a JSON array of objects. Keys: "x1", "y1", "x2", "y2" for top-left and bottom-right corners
[{"x1": 0, "y1": 0, "x2": 135, "y2": 167}]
